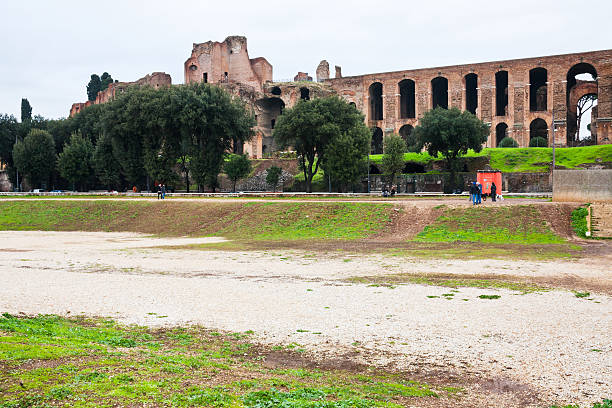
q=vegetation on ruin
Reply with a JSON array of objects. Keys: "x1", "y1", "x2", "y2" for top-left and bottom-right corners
[
  {"x1": 0, "y1": 314, "x2": 446, "y2": 408},
  {"x1": 0, "y1": 200, "x2": 392, "y2": 241},
  {"x1": 413, "y1": 205, "x2": 566, "y2": 245}
]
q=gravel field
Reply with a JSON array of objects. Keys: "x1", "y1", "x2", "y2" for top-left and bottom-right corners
[{"x1": 1, "y1": 231, "x2": 610, "y2": 407}]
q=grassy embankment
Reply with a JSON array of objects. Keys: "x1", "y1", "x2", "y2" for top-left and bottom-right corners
[
  {"x1": 0, "y1": 201, "x2": 392, "y2": 241},
  {"x1": 0, "y1": 314, "x2": 448, "y2": 408},
  {"x1": 369, "y1": 144, "x2": 612, "y2": 173},
  {"x1": 0, "y1": 201, "x2": 579, "y2": 259}
]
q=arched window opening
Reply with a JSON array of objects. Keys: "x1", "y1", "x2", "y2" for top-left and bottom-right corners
[
  {"x1": 255, "y1": 97, "x2": 285, "y2": 132},
  {"x1": 271, "y1": 86, "x2": 281, "y2": 96},
  {"x1": 464, "y1": 73, "x2": 478, "y2": 115},
  {"x1": 495, "y1": 71, "x2": 508, "y2": 116},
  {"x1": 529, "y1": 68, "x2": 547, "y2": 111},
  {"x1": 300, "y1": 87, "x2": 310, "y2": 100},
  {"x1": 431, "y1": 77, "x2": 448, "y2": 109},
  {"x1": 349, "y1": 102, "x2": 356, "y2": 108},
  {"x1": 399, "y1": 124, "x2": 416, "y2": 152},
  {"x1": 371, "y1": 127, "x2": 383, "y2": 154},
  {"x1": 399, "y1": 79, "x2": 415, "y2": 118},
  {"x1": 529, "y1": 118, "x2": 548, "y2": 146},
  {"x1": 495, "y1": 123, "x2": 508, "y2": 147},
  {"x1": 566, "y1": 63, "x2": 598, "y2": 145},
  {"x1": 369, "y1": 82, "x2": 383, "y2": 120}
]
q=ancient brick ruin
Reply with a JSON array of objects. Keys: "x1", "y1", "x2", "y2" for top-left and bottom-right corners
[
  {"x1": 70, "y1": 36, "x2": 612, "y2": 158},
  {"x1": 70, "y1": 72, "x2": 171, "y2": 117}
]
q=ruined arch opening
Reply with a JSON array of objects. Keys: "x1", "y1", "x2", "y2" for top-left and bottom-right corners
[
  {"x1": 369, "y1": 82, "x2": 383, "y2": 120},
  {"x1": 371, "y1": 127, "x2": 383, "y2": 154},
  {"x1": 566, "y1": 63, "x2": 598, "y2": 145},
  {"x1": 256, "y1": 97, "x2": 285, "y2": 131},
  {"x1": 349, "y1": 102, "x2": 356, "y2": 109},
  {"x1": 495, "y1": 71, "x2": 508, "y2": 116},
  {"x1": 399, "y1": 79, "x2": 415, "y2": 118},
  {"x1": 300, "y1": 87, "x2": 310, "y2": 100},
  {"x1": 529, "y1": 68, "x2": 547, "y2": 112},
  {"x1": 431, "y1": 77, "x2": 448, "y2": 109},
  {"x1": 464, "y1": 73, "x2": 478, "y2": 115},
  {"x1": 270, "y1": 86, "x2": 282, "y2": 96},
  {"x1": 495, "y1": 123, "x2": 508, "y2": 147},
  {"x1": 399, "y1": 124, "x2": 416, "y2": 152},
  {"x1": 529, "y1": 118, "x2": 548, "y2": 147}
]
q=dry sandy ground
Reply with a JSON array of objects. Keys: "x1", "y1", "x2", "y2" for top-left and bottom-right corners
[{"x1": 0, "y1": 231, "x2": 610, "y2": 407}]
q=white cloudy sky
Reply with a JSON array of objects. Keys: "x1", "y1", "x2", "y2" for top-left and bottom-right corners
[{"x1": 0, "y1": 0, "x2": 610, "y2": 120}]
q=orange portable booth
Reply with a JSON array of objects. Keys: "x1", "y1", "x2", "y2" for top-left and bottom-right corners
[{"x1": 476, "y1": 170, "x2": 502, "y2": 195}]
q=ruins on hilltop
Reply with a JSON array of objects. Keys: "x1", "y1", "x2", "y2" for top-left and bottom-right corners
[{"x1": 70, "y1": 36, "x2": 612, "y2": 158}]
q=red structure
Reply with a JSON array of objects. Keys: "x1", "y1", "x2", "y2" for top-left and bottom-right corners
[{"x1": 477, "y1": 170, "x2": 502, "y2": 194}]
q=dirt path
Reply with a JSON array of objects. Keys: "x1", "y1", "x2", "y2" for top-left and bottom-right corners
[{"x1": 1, "y1": 231, "x2": 610, "y2": 407}]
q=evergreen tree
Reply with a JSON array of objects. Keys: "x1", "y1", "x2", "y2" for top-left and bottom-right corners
[
  {"x1": 224, "y1": 154, "x2": 252, "y2": 192},
  {"x1": 20, "y1": 99, "x2": 32, "y2": 123},
  {"x1": 87, "y1": 74, "x2": 101, "y2": 101},
  {"x1": 57, "y1": 133, "x2": 94, "y2": 191},
  {"x1": 266, "y1": 166, "x2": 282, "y2": 192},
  {"x1": 100, "y1": 72, "x2": 114, "y2": 91},
  {"x1": 13, "y1": 129, "x2": 56, "y2": 189},
  {"x1": 381, "y1": 134, "x2": 407, "y2": 186}
]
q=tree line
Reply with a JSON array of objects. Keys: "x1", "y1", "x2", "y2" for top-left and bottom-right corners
[{"x1": 0, "y1": 83, "x2": 489, "y2": 193}]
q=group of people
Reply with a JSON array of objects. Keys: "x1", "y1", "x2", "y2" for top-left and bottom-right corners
[
  {"x1": 469, "y1": 181, "x2": 498, "y2": 205},
  {"x1": 156, "y1": 184, "x2": 167, "y2": 199},
  {"x1": 382, "y1": 185, "x2": 396, "y2": 197}
]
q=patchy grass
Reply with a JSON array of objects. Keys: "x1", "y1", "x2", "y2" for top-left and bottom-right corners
[
  {"x1": 347, "y1": 273, "x2": 548, "y2": 294},
  {"x1": 0, "y1": 314, "x2": 446, "y2": 408},
  {"x1": 550, "y1": 399, "x2": 612, "y2": 408},
  {"x1": 413, "y1": 205, "x2": 566, "y2": 245},
  {"x1": 385, "y1": 244, "x2": 577, "y2": 261},
  {"x1": 0, "y1": 201, "x2": 392, "y2": 241}
]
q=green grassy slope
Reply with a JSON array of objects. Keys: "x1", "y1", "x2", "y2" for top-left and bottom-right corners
[
  {"x1": 0, "y1": 201, "x2": 392, "y2": 241},
  {"x1": 369, "y1": 145, "x2": 612, "y2": 173}
]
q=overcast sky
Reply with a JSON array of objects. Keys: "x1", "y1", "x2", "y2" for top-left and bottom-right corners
[{"x1": 1, "y1": 0, "x2": 610, "y2": 120}]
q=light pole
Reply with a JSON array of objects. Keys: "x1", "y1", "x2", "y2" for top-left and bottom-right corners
[
  {"x1": 15, "y1": 133, "x2": 19, "y2": 192},
  {"x1": 552, "y1": 108, "x2": 556, "y2": 192}
]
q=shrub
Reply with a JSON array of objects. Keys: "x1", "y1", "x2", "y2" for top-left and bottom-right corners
[
  {"x1": 498, "y1": 137, "x2": 518, "y2": 148},
  {"x1": 529, "y1": 136, "x2": 548, "y2": 147}
]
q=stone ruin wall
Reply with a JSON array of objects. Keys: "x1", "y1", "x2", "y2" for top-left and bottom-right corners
[
  {"x1": 324, "y1": 49, "x2": 612, "y2": 148},
  {"x1": 70, "y1": 72, "x2": 171, "y2": 117}
]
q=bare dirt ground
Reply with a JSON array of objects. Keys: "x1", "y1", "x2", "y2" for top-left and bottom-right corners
[{"x1": 1, "y1": 230, "x2": 610, "y2": 407}]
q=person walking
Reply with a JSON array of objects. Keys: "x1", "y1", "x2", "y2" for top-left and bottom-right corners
[
  {"x1": 156, "y1": 184, "x2": 162, "y2": 200},
  {"x1": 491, "y1": 182, "x2": 497, "y2": 202},
  {"x1": 161, "y1": 184, "x2": 166, "y2": 200},
  {"x1": 470, "y1": 182, "x2": 478, "y2": 205},
  {"x1": 476, "y1": 182, "x2": 482, "y2": 204}
]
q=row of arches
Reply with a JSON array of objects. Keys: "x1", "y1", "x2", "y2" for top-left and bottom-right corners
[
  {"x1": 270, "y1": 86, "x2": 311, "y2": 101},
  {"x1": 368, "y1": 67, "x2": 553, "y2": 121}
]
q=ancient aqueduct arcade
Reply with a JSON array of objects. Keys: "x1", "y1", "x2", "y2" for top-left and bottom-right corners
[{"x1": 72, "y1": 36, "x2": 612, "y2": 158}]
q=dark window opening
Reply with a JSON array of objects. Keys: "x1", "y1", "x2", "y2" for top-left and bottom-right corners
[
  {"x1": 399, "y1": 79, "x2": 415, "y2": 118},
  {"x1": 271, "y1": 119, "x2": 276, "y2": 129},
  {"x1": 465, "y1": 73, "x2": 478, "y2": 115},
  {"x1": 223, "y1": 72, "x2": 228, "y2": 82},
  {"x1": 189, "y1": 64, "x2": 197, "y2": 71},
  {"x1": 495, "y1": 123, "x2": 508, "y2": 147},
  {"x1": 371, "y1": 127, "x2": 383, "y2": 154},
  {"x1": 271, "y1": 86, "x2": 281, "y2": 96},
  {"x1": 529, "y1": 118, "x2": 548, "y2": 144},
  {"x1": 495, "y1": 71, "x2": 508, "y2": 116},
  {"x1": 369, "y1": 82, "x2": 383, "y2": 120},
  {"x1": 369, "y1": 164, "x2": 381, "y2": 175},
  {"x1": 349, "y1": 102, "x2": 356, "y2": 108},
  {"x1": 399, "y1": 124, "x2": 415, "y2": 152},
  {"x1": 300, "y1": 87, "x2": 310, "y2": 100},
  {"x1": 203, "y1": 72, "x2": 208, "y2": 83},
  {"x1": 431, "y1": 77, "x2": 448, "y2": 109},
  {"x1": 403, "y1": 162, "x2": 425, "y2": 173},
  {"x1": 529, "y1": 68, "x2": 547, "y2": 111}
]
